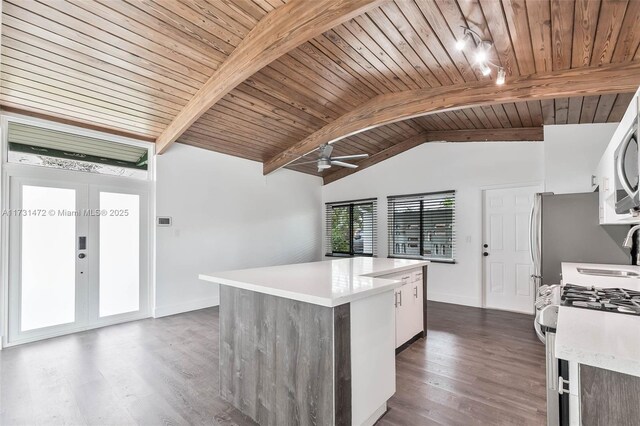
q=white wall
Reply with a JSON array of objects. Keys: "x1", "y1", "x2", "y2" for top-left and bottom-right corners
[
  {"x1": 322, "y1": 142, "x2": 544, "y2": 307},
  {"x1": 155, "y1": 144, "x2": 322, "y2": 317},
  {"x1": 544, "y1": 123, "x2": 617, "y2": 194}
]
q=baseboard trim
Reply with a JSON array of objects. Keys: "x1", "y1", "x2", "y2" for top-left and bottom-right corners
[
  {"x1": 153, "y1": 297, "x2": 219, "y2": 318},
  {"x1": 395, "y1": 332, "x2": 424, "y2": 355},
  {"x1": 427, "y1": 291, "x2": 480, "y2": 308},
  {"x1": 362, "y1": 402, "x2": 388, "y2": 426}
]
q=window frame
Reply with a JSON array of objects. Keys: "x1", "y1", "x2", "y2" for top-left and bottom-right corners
[
  {"x1": 325, "y1": 198, "x2": 377, "y2": 257},
  {"x1": 387, "y1": 190, "x2": 456, "y2": 264}
]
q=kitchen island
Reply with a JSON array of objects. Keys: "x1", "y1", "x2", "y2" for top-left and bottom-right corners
[{"x1": 199, "y1": 257, "x2": 428, "y2": 426}]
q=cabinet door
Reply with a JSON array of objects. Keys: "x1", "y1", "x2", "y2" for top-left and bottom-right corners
[
  {"x1": 409, "y1": 272, "x2": 424, "y2": 336},
  {"x1": 580, "y1": 364, "x2": 640, "y2": 425},
  {"x1": 395, "y1": 285, "x2": 413, "y2": 348}
]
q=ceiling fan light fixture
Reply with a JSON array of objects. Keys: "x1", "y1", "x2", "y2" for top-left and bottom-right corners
[{"x1": 317, "y1": 158, "x2": 331, "y2": 169}]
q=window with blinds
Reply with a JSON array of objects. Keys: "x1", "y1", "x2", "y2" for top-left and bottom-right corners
[
  {"x1": 325, "y1": 199, "x2": 377, "y2": 257},
  {"x1": 388, "y1": 191, "x2": 455, "y2": 262}
]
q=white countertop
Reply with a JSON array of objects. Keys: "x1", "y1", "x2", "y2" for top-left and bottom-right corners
[
  {"x1": 199, "y1": 257, "x2": 429, "y2": 307},
  {"x1": 556, "y1": 263, "x2": 640, "y2": 377}
]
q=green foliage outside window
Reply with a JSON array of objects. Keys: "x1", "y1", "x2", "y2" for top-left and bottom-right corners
[{"x1": 331, "y1": 203, "x2": 373, "y2": 254}]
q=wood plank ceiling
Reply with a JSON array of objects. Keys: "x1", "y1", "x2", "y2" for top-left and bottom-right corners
[{"x1": 1, "y1": 0, "x2": 639, "y2": 181}]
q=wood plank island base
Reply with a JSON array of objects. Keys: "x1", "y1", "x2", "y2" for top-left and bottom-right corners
[{"x1": 200, "y1": 258, "x2": 429, "y2": 426}]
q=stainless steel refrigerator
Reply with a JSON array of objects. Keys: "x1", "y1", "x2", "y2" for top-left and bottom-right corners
[{"x1": 530, "y1": 192, "x2": 631, "y2": 288}]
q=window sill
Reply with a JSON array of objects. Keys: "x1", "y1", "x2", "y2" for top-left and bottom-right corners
[{"x1": 387, "y1": 255, "x2": 456, "y2": 264}]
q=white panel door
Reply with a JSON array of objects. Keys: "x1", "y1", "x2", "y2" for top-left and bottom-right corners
[{"x1": 483, "y1": 185, "x2": 541, "y2": 314}]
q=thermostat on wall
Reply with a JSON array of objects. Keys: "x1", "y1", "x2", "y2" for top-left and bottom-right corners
[{"x1": 157, "y1": 216, "x2": 172, "y2": 227}]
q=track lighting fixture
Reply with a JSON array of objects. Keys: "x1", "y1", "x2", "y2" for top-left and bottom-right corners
[{"x1": 455, "y1": 26, "x2": 506, "y2": 85}]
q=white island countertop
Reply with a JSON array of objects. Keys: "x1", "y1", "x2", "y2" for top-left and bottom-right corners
[
  {"x1": 556, "y1": 263, "x2": 640, "y2": 377},
  {"x1": 199, "y1": 257, "x2": 428, "y2": 307}
]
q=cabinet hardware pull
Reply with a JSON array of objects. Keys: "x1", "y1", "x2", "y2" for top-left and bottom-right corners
[
  {"x1": 414, "y1": 286, "x2": 418, "y2": 298},
  {"x1": 399, "y1": 291, "x2": 402, "y2": 306}
]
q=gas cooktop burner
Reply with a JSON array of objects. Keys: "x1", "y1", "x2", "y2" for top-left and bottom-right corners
[{"x1": 561, "y1": 284, "x2": 640, "y2": 315}]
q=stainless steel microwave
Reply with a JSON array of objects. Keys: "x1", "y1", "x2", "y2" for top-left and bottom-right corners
[{"x1": 614, "y1": 118, "x2": 639, "y2": 214}]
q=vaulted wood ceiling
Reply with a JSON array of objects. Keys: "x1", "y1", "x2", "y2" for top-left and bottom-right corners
[{"x1": 1, "y1": 0, "x2": 639, "y2": 183}]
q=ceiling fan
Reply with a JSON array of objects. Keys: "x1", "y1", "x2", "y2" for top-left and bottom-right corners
[{"x1": 293, "y1": 144, "x2": 369, "y2": 172}]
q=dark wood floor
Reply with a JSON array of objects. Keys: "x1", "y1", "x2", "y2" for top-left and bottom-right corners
[{"x1": 0, "y1": 302, "x2": 546, "y2": 425}]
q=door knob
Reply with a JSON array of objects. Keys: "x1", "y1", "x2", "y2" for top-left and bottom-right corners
[
  {"x1": 483, "y1": 244, "x2": 488, "y2": 248},
  {"x1": 78, "y1": 253, "x2": 86, "y2": 259},
  {"x1": 483, "y1": 252, "x2": 489, "y2": 256}
]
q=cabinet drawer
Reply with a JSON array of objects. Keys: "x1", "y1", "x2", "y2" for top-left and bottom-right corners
[{"x1": 412, "y1": 270, "x2": 423, "y2": 283}]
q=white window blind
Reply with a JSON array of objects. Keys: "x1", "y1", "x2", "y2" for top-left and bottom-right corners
[
  {"x1": 388, "y1": 191, "x2": 455, "y2": 262},
  {"x1": 325, "y1": 199, "x2": 377, "y2": 256}
]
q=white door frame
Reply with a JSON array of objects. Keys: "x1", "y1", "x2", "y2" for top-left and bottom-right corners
[
  {"x1": 480, "y1": 181, "x2": 544, "y2": 310},
  {"x1": 4, "y1": 166, "x2": 152, "y2": 347},
  {"x1": 0, "y1": 113, "x2": 156, "y2": 348}
]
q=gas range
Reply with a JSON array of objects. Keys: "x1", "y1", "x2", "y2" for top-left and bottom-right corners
[{"x1": 561, "y1": 283, "x2": 640, "y2": 315}]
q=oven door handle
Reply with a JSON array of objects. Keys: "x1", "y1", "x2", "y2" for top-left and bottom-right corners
[{"x1": 615, "y1": 124, "x2": 639, "y2": 199}]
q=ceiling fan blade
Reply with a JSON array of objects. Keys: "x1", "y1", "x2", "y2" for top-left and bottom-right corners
[
  {"x1": 292, "y1": 160, "x2": 319, "y2": 166},
  {"x1": 320, "y1": 144, "x2": 334, "y2": 158},
  {"x1": 330, "y1": 154, "x2": 369, "y2": 160},
  {"x1": 330, "y1": 160, "x2": 358, "y2": 169}
]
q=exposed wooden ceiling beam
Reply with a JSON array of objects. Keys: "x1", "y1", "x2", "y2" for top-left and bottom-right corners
[
  {"x1": 322, "y1": 127, "x2": 543, "y2": 184},
  {"x1": 323, "y1": 132, "x2": 428, "y2": 185},
  {"x1": 155, "y1": 0, "x2": 385, "y2": 154},
  {"x1": 424, "y1": 127, "x2": 544, "y2": 143},
  {"x1": 264, "y1": 60, "x2": 640, "y2": 175}
]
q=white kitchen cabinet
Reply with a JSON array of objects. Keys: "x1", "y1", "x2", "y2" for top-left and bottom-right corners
[
  {"x1": 595, "y1": 87, "x2": 640, "y2": 225},
  {"x1": 409, "y1": 270, "x2": 424, "y2": 337},
  {"x1": 385, "y1": 267, "x2": 426, "y2": 350}
]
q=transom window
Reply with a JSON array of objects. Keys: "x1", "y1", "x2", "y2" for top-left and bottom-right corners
[
  {"x1": 325, "y1": 199, "x2": 377, "y2": 257},
  {"x1": 388, "y1": 191, "x2": 456, "y2": 263},
  {"x1": 7, "y1": 122, "x2": 149, "y2": 179}
]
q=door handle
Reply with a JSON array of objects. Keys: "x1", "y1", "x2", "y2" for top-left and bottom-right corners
[
  {"x1": 483, "y1": 252, "x2": 489, "y2": 256},
  {"x1": 78, "y1": 253, "x2": 86, "y2": 259}
]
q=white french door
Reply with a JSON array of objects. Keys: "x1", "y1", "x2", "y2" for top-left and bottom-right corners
[
  {"x1": 7, "y1": 173, "x2": 149, "y2": 345},
  {"x1": 483, "y1": 185, "x2": 542, "y2": 314}
]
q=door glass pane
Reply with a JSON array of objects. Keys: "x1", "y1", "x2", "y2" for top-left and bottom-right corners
[
  {"x1": 21, "y1": 185, "x2": 76, "y2": 331},
  {"x1": 99, "y1": 192, "x2": 140, "y2": 317}
]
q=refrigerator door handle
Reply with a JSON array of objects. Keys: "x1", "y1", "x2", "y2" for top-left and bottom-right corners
[
  {"x1": 530, "y1": 194, "x2": 542, "y2": 290},
  {"x1": 529, "y1": 198, "x2": 536, "y2": 265}
]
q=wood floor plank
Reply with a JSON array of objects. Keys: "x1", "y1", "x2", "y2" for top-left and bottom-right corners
[{"x1": 0, "y1": 302, "x2": 546, "y2": 426}]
